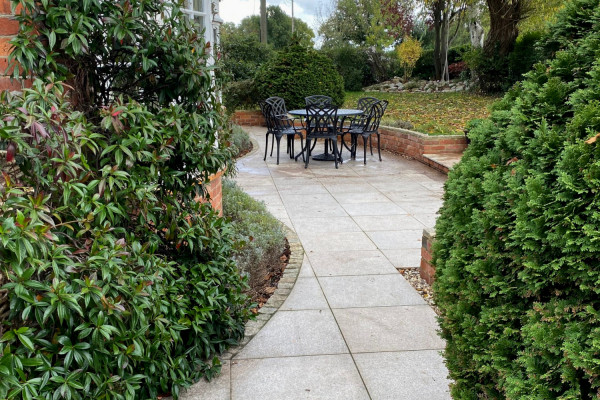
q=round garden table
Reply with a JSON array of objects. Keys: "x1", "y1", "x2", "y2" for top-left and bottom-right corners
[{"x1": 288, "y1": 108, "x2": 363, "y2": 161}]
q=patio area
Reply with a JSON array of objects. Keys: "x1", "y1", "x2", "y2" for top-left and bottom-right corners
[{"x1": 183, "y1": 126, "x2": 451, "y2": 399}]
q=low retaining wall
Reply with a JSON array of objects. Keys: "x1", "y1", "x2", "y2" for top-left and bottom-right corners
[
  {"x1": 231, "y1": 110, "x2": 265, "y2": 127},
  {"x1": 232, "y1": 110, "x2": 467, "y2": 173},
  {"x1": 373, "y1": 126, "x2": 467, "y2": 174}
]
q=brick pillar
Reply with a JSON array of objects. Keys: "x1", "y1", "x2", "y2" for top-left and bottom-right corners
[
  {"x1": 0, "y1": 0, "x2": 21, "y2": 91},
  {"x1": 420, "y1": 228, "x2": 436, "y2": 285}
]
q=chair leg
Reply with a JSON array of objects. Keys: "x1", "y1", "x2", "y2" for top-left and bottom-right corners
[
  {"x1": 305, "y1": 138, "x2": 311, "y2": 169},
  {"x1": 333, "y1": 138, "x2": 339, "y2": 169},
  {"x1": 299, "y1": 135, "x2": 305, "y2": 162},
  {"x1": 270, "y1": 134, "x2": 275, "y2": 156},
  {"x1": 369, "y1": 135, "x2": 373, "y2": 156},
  {"x1": 363, "y1": 135, "x2": 368, "y2": 165},
  {"x1": 264, "y1": 133, "x2": 269, "y2": 161},
  {"x1": 377, "y1": 133, "x2": 382, "y2": 161},
  {"x1": 276, "y1": 136, "x2": 281, "y2": 165}
]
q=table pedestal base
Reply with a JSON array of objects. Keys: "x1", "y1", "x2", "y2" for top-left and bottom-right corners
[{"x1": 312, "y1": 153, "x2": 337, "y2": 161}]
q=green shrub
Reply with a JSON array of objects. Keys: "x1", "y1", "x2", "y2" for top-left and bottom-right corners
[
  {"x1": 322, "y1": 45, "x2": 372, "y2": 91},
  {"x1": 413, "y1": 48, "x2": 435, "y2": 80},
  {"x1": 0, "y1": 0, "x2": 250, "y2": 398},
  {"x1": 433, "y1": 1, "x2": 600, "y2": 398},
  {"x1": 220, "y1": 34, "x2": 274, "y2": 81},
  {"x1": 466, "y1": 31, "x2": 544, "y2": 93},
  {"x1": 223, "y1": 79, "x2": 259, "y2": 112},
  {"x1": 254, "y1": 42, "x2": 345, "y2": 109},
  {"x1": 222, "y1": 180, "x2": 285, "y2": 292},
  {"x1": 228, "y1": 124, "x2": 253, "y2": 157}
]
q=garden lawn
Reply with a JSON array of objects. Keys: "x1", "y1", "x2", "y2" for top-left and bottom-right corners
[{"x1": 344, "y1": 91, "x2": 499, "y2": 135}]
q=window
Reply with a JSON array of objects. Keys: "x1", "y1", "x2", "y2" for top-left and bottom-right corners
[{"x1": 182, "y1": 0, "x2": 208, "y2": 33}]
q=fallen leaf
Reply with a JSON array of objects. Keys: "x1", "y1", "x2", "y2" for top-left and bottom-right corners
[{"x1": 585, "y1": 133, "x2": 600, "y2": 144}]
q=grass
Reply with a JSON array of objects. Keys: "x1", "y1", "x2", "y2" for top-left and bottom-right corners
[{"x1": 343, "y1": 91, "x2": 499, "y2": 135}]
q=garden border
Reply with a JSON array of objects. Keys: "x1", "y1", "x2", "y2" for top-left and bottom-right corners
[{"x1": 221, "y1": 224, "x2": 303, "y2": 360}]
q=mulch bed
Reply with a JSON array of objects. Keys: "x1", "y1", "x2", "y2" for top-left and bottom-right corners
[{"x1": 248, "y1": 239, "x2": 290, "y2": 314}]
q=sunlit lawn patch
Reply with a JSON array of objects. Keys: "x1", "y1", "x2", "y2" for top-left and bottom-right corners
[{"x1": 344, "y1": 91, "x2": 499, "y2": 135}]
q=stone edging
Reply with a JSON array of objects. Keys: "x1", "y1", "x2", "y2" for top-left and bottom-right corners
[{"x1": 221, "y1": 225, "x2": 304, "y2": 360}]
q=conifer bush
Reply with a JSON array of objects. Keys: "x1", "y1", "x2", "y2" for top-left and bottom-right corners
[
  {"x1": 254, "y1": 42, "x2": 345, "y2": 109},
  {"x1": 433, "y1": 1, "x2": 600, "y2": 398},
  {"x1": 0, "y1": 0, "x2": 250, "y2": 398}
]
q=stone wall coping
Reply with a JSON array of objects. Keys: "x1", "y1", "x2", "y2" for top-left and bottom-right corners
[{"x1": 380, "y1": 124, "x2": 466, "y2": 140}]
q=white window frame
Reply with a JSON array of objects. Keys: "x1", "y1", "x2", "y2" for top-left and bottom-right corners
[{"x1": 181, "y1": 0, "x2": 210, "y2": 36}]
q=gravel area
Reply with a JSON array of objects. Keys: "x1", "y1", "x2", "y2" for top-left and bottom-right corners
[{"x1": 398, "y1": 268, "x2": 440, "y2": 315}]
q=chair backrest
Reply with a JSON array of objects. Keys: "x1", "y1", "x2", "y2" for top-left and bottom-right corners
[
  {"x1": 305, "y1": 105, "x2": 338, "y2": 137},
  {"x1": 364, "y1": 100, "x2": 388, "y2": 133},
  {"x1": 265, "y1": 96, "x2": 288, "y2": 117},
  {"x1": 305, "y1": 95, "x2": 333, "y2": 107},
  {"x1": 259, "y1": 101, "x2": 277, "y2": 132},
  {"x1": 356, "y1": 97, "x2": 380, "y2": 112}
]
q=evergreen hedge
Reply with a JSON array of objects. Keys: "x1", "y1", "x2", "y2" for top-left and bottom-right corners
[
  {"x1": 433, "y1": 1, "x2": 600, "y2": 398},
  {"x1": 254, "y1": 42, "x2": 345, "y2": 110}
]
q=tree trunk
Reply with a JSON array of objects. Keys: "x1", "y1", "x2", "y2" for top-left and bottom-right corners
[
  {"x1": 260, "y1": 0, "x2": 267, "y2": 44},
  {"x1": 468, "y1": 5, "x2": 484, "y2": 48},
  {"x1": 484, "y1": 0, "x2": 522, "y2": 56},
  {"x1": 432, "y1": 0, "x2": 443, "y2": 80},
  {"x1": 441, "y1": 7, "x2": 450, "y2": 82}
]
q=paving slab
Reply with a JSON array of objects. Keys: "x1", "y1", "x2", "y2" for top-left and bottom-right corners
[
  {"x1": 234, "y1": 309, "x2": 348, "y2": 359},
  {"x1": 231, "y1": 355, "x2": 369, "y2": 400},
  {"x1": 366, "y1": 230, "x2": 423, "y2": 250},
  {"x1": 352, "y1": 214, "x2": 426, "y2": 232},
  {"x1": 333, "y1": 306, "x2": 445, "y2": 353},
  {"x1": 354, "y1": 351, "x2": 452, "y2": 400},
  {"x1": 297, "y1": 255, "x2": 315, "y2": 278},
  {"x1": 342, "y1": 202, "x2": 408, "y2": 216},
  {"x1": 382, "y1": 249, "x2": 423, "y2": 268},
  {"x1": 291, "y1": 216, "x2": 362, "y2": 235},
  {"x1": 280, "y1": 277, "x2": 329, "y2": 310},
  {"x1": 319, "y1": 274, "x2": 426, "y2": 308},
  {"x1": 299, "y1": 231, "x2": 377, "y2": 253},
  {"x1": 308, "y1": 250, "x2": 398, "y2": 276}
]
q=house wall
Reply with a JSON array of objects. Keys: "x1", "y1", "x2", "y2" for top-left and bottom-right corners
[{"x1": 0, "y1": 0, "x2": 23, "y2": 91}]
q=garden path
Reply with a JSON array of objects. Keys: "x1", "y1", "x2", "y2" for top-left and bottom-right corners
[{"x1": 182, "y1": 126, "x2": 451, "y2": 400}]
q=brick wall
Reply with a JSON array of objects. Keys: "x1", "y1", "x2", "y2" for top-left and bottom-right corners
[
  {"x1": 0, "y1": 0, "x2": 24, "y2": 91},
  {"x1": 194, "y1": 170, "x2": 224, "y2": 216},
  {"x1": 373, "y1": 126, "x2": 467, "y2": 172},
  {"x1": 232, "y1": 110, "x2": 266, "y2": 127},
  {"x1": 420, "y1": 228, "x2": 436, "y2": 285}
]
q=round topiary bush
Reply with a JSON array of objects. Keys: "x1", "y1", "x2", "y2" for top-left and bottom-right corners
[
  {"x1": 433, "y1": 0, "x2": 600, "y2": 398},
  {"x1": 254, "y1": 42, "x2": 345, "y2": 109}
]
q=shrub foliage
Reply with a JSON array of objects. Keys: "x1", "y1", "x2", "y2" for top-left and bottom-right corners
[
  {"x1": 0, "y1": 0, "x2": 250, "y2": 398},
  {"x1": 433, "y1": 1, "x2": 600, "y2": 398},
  {"x1": 254, "y1": 42, "x2": 345, "y2": 109},
  {"x1": 222, "y1": 180, "x2": 285, "y2": 292}
]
